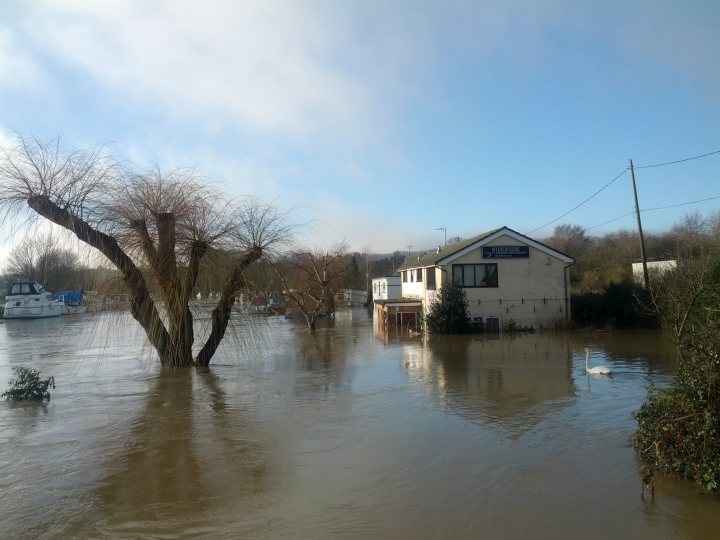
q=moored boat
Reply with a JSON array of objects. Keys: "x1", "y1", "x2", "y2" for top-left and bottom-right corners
[
  {"x1": 3, "y1": 281, "x2": 63, "y2": 319},
  {"x1": 56, "y1": 290, "x2": 87, "y2": 315}
]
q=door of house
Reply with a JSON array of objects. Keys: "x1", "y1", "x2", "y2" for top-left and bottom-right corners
[{"x1": 485, "y1": 317, "x2": 501, "y2": 333}]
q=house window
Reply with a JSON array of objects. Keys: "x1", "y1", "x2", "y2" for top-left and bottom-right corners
[
  {"x1": 416, "y1": 269, "x2": 423, "y2": 283},
  {"x1": 402, "y1": 271, "x2": 408, "y2": 283},
  {"x1": 452, "y1": 264, "x2": 498, "y2": 287},
  {"x1": 426, "y1": 268, "x2": 436, "y2": 290}
]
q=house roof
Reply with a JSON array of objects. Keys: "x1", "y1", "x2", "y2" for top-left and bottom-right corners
[{"x1": 397, "y1": 226, "x2": 574, "y2": 271}]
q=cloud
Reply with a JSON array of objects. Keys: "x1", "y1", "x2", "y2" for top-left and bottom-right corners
[
  {"x1": 0, "y1": 26, "x2": 43, "y2": 92},
  {"x1": 17, "y1": 0, "x2": 411, "y2": 151}
]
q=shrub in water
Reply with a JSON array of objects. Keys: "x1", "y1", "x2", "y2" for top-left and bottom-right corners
[
  {"x1": 633, "y1": 321, "x2": 720, "y2": 493},
  {"x1": 2, "y1": 367, "x2": 55, "y2": 401}
]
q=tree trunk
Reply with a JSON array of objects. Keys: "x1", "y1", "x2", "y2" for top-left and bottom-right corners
[
  {"x1": 27, "y1": 196, "x2": 174, "y2": 364},
  {"x1": 195, "y1": 247, "x2": 263, "y2": 367}
]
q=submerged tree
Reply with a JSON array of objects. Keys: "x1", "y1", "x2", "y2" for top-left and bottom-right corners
[
  {"x1": 0, "y1": 134, "x2": 290, "y2": 367},
  {"x1": 2, "y1": 366, "x2": 55, "y2": 401},
  {"x1": 274, "y1": 245, "x2": 347, "y2": 330}
]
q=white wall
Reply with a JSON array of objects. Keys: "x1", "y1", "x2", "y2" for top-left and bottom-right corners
[
  {"x1": 439, "y1": 235, "x2": 570, "y2": 329},
  {"x1": 372, "y1": 276, "x2": 401, "y2": 300}
]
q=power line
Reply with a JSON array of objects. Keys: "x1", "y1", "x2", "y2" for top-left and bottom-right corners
[
  {"x1": 526, "y1": 147, "x2": 718, "y2": 237},
  {"x1": 642, "y1": 194, "x2": 720, "y2": 212},
  {"x1": 580, "y1": 194, "x2": 720, "y2": 234},
  {"x1": 634, "y1": 149, "x2": 720, "y2": 169},
  {"x1": 525, "y1": 168, "x2": 627, "y2": 235},
  {"x1": 582, "y1": 211, "x2": 635, "y2": 233}
]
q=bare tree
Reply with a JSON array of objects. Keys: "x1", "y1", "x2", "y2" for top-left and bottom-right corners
[
  {"x1": 274, "y1": 244, "x2": 347, "y2": 330},
  {"x1": 6, "y1": 230, "x2": 82, "y2": 291},
  {"x1": 547, "y1": 224, "x2": 590, "y2": 257},
  {"x1": 0, "y1": 134, "x2": 290, "y2": 367},
  {"x1": 645, "y1": 240, "x2": 720, "y2": 343}
]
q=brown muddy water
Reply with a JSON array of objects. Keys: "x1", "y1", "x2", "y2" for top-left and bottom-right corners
[{"x1": 0, "y1": 309, "x2": 718, "y2": 539}]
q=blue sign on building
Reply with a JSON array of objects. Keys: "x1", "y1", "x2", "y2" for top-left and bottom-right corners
[{"x1": 482, "y1": 245, "x2": 529, "y2": 258}]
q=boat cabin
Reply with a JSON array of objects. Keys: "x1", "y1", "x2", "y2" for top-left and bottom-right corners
[{"x1": 7, "y1": 282, "x2": 49, "y2": 296}]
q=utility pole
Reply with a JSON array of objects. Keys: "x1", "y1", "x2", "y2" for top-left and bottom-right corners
[
  {"x1": 435, "y1": 226, "x2": 447, "y2": 245},
  {"x1": 629, "y1": 159, "x2": 650, "y2": 289}
]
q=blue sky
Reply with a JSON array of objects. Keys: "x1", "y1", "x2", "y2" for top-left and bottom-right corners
[{"x1": 1, "y1": 0, "x2": 719, "y2": 268}]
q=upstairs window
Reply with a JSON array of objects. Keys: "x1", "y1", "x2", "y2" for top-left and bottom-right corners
[
  {"x1": 426, "y1": 268, "x2": 436, "y2": 290},
  {"x1": 452, "y1": 264, "x2": 498, "y2": 288}
]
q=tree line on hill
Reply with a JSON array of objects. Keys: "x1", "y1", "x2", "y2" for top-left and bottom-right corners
[{"x1": 543, "y1": 213, "x2": 720, "y2": 329}]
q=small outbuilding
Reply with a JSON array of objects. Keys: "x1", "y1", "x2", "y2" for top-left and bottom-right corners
[{"x1": 372, "y1": 276, "x2": 401, "y2": 301}]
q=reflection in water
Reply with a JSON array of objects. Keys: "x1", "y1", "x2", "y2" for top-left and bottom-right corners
[
  {"x1": 68, "y1": 371, "x2": 271, "y2": 537},
  {"x1": 407, "y1": 335, "x2": 576, "y2": 435},
  {"x1": 1, "y1": 314, "x2": 719, "y2": 539}
]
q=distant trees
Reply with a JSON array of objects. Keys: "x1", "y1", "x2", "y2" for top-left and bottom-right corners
[
  {"x1": 546, "y1": 212, "x2": 720, "y2": 295},
  {"x1": 6, "y1": 231, "x2": 82, "y2": 292},
  {"x1": 548, "y1": 224, "x2": 589, "y2": 258},
  {"x1": 0, "y1": 134, "x2": 289, "y2": 368},
  {"x1": 543, "y1": 212, "x2": 720, "y2": 328}
]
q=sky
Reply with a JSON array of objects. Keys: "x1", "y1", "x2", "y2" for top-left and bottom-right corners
[{"x1": 1, "y1": 0, "x2": 719, "y2": 270}]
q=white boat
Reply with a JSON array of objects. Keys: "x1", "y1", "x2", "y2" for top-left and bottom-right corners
[{"x1": 3, "y1": 281, "x2": 63, "y2": 319}]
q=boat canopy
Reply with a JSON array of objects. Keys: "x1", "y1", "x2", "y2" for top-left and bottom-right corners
[
  {"x1": 56, "y1": 291, "x2": 83, "y2": 305},
  {"x1": 7, "y1": 282, "x2": 46, "y2": 296}
]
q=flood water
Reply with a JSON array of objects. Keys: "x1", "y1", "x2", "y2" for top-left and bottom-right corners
[{"x1": 1, "y1": 309, "x2": 718, "y2": 539}]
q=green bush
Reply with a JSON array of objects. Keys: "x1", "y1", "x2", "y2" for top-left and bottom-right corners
[
  {"x1": 2, "y1": 367, "x2": 55, "y2": 401},
  {"x1": 426, "y1": 278, "x2": 470, "y2": 334},
  {"x1": 633, "y1": 322, "x2": 720, "y2": 493}
]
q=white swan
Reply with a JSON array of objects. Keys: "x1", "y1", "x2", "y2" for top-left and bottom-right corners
[{"x1": 585, "y1": 348, "x2": 612, "y2": 375}]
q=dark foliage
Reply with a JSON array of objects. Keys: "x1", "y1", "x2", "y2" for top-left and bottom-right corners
[
  {"x1": 2, "y1": 367, "x2": 55, "y2": 401},
  {"x1": 571, "y1": 281, "x2": 658, "y2": 329},
  {"x1": 426, "y1": 278, "x2": 470, "y2": 334},
  {"x1": 633, "y1": 320, "x2": 720, "y2": 493}
]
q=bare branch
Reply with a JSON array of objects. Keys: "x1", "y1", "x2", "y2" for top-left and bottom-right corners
[{"x1": 0, "y1": 134, "x2": 291, "y2": 367}]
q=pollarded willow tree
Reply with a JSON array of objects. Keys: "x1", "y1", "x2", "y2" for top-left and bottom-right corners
[{"x1": 0, "y1": 134, "x2": 290, "y2": 367}]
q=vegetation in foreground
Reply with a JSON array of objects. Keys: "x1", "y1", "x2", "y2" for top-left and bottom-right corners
[
  {"x1": 2, "y1": 367, "x2": 55, "y2": 401},
  {"x1": 633, "y1": 322, "x2": 720, "y2": 493},
  {"x1": 633, "y1": 238, "x2": 720, "y2": 494}
]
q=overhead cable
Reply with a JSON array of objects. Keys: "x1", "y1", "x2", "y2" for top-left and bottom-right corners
[
  {"x1": 581, "y1": 194, "x2": 720, "y2": 234},
  {"x1": 634, "y1": 149, "x2": 720, "y2": 169},
  {"x1": 582, "y1": 212, "x2": 636, "y2": 233},
  {"x1": 524, "y1": 169, "x2": 627, "y2": 235}
]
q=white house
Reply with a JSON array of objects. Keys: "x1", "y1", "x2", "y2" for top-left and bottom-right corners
[
  {"x1": 372, "y1": 276, "x2": 401, "y2": 300},
  {"x1": 395, "y1": 226, "x2": 575, "y2": 331}
]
